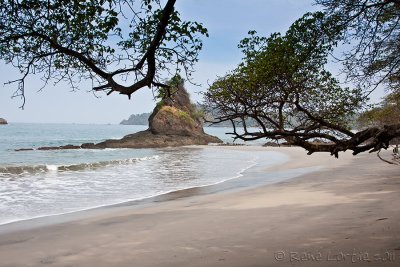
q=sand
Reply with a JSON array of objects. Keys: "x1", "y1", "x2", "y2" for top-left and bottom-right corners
[{"x1": 0, "y1": 146, "x2": 399, "y2": 267}]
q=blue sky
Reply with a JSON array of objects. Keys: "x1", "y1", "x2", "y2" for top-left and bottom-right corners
[{"x1": 0, "y1": 0, "x2": 381, "y2": 124}]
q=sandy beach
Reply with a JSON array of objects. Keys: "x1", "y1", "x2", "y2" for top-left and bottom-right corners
[{"x1": 0, "y1": 146, "x2": 399, "y2": 267}]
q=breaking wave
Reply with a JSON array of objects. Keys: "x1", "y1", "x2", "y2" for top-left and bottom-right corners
[{"x1": 0, "y1": 155, "x2": 159, "y2": 176}]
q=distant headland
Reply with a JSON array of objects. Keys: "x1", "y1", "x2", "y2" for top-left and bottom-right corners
[
  {"x1": 0, "y1": 118, "x2": 8, "y2": 125},
  {"x1": 120, "y1": 113, "x2": 151, "y2": 125}
]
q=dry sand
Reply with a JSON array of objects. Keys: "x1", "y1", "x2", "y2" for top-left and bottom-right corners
[{"x1": 0, "y1": 146, "x2": 399, "y2": 267}]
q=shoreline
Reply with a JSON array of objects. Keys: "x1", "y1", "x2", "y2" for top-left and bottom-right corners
[
  {"x1": 1, "y1": 145, "x2": 268, "y2": 228},
  {"x1": 1, "y1": 146, "x2": 399, "y2": 267},
  {"x1": 0, "y1": 146, "x2": 314, "y2": 231}
]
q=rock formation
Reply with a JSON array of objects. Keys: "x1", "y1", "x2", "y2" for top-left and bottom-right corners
[
  {"x1": 94, "y1": 85, "x2": 221, "y2": 148},
  {"x1": 0, "y1": 118, "x2": 7, "y2": 125},
  {"x1": 16, "y1": 84, "x2": 221, "y2": 151}
]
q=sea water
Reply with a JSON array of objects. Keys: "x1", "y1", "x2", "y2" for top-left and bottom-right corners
[{"x1": 0, "y1": 123, "x2": 286, "y2": 225}]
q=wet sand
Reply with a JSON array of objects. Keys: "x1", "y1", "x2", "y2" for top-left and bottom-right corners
[{"x1": 0, "y1": 146, "x2": 399, "y2": 267}]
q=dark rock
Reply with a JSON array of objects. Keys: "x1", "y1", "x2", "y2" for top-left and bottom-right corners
[
  {"x1": 59, "y1": 145, "x2": 81, "y2": 149},
  {"x1": 14, "y1": 148, "x2": 34, "y2": 152},
  {"x1": 37, "y1": 146, "x2": 61, "y2": 151},
  {"x1": 95, "y1": 129, "x2": 221, "y2": 149},
  {"x1": 80, "y1": 143, "x2": 98, "y2": 149},
  {"x1": 39, "y1": 146, "x2": 64, "y2": 150},
  {"x1": 37, "y1": 144, "x2": 80, "y2": 150},
  {"x1": 0, "y1": 118, "x2": 7, "y2": 125}
]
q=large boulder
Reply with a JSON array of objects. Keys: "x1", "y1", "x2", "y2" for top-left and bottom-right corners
[
  {"x1": 0, "y1": 118, "x2": 7, "y2": 125},
  {"x1": 149, "y1": 87, "x2": 205, "y2": 136},
  {"x1": 97, "y1": 85, "x2": 222, "y2": 148},
  {"x1": 150, "y1": 105, "x2": 204, "y2": 136}
]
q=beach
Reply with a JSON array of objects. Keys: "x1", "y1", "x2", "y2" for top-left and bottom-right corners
[{"x1": 0, "y1": 146, "x2": 399, "y2": 267}]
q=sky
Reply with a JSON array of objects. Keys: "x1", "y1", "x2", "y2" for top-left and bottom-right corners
[{"x1": 0, "y1": 0, "x2": 383, "y2": 124}]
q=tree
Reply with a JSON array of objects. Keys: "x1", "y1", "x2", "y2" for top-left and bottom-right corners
[
  {"x1": 205, "y1": 12, "x2": 400, "y2": 157},
  {"x1": 357, "y1": 92, "x2": 400, "y2": 129},
  {"x1": 316, "y1": 0, "x2": 400, "y2": 93},
  {"x1": 0, "y1": 0, "x2": 208, "y2": 107}
]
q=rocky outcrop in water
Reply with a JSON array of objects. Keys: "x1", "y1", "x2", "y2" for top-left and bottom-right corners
[
  {"x1": 16, "y1": 84, "x2": 221, "y2": 151},
  {"x1": 0, "y1": 118, "x2": 7, "y2": 125},
  {"x1": 92, "y1": 84, "x2": 221, "y2": 148}
]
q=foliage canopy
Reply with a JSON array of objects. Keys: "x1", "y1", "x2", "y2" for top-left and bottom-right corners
[
  {"x1": 0, "y1": 0, "x2": 208, "y2": 106},
  {"x1": 357, "y1": 92, "x2": 400, "y2": 129},
  {"x1": 316, "y1": 0, "x2": 400, "y2": 92},
  {"x1": 205, "y1": 12, "x2": 399, "y2": 157}
]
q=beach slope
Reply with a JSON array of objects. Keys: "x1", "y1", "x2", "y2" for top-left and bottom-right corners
[{"x1": 0, "y1": 147, "x2": 399, "y2": 267}]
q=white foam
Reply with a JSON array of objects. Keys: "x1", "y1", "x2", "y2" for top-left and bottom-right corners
[
  {"x1": 0, "y1": 149, "x2": 298, "y2": 226},
  {"x1": 46, "y1": 165, "x2": 59, "y2": 171}
]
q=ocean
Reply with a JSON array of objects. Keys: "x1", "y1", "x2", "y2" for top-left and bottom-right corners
[{"x1": 0, "y1": 123, "x2": 287, "y2": 225}]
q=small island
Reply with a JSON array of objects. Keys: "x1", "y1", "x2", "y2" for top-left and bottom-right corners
[
  {"x1": 0, "y1": 118, "x2": 8, "y2": 125},
  {"x1": 90, "y1": 81, "x2": 222, "y2": 148},
  {"x1": 15, "y1": 78, "x2": 222, "y2": 151}
]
